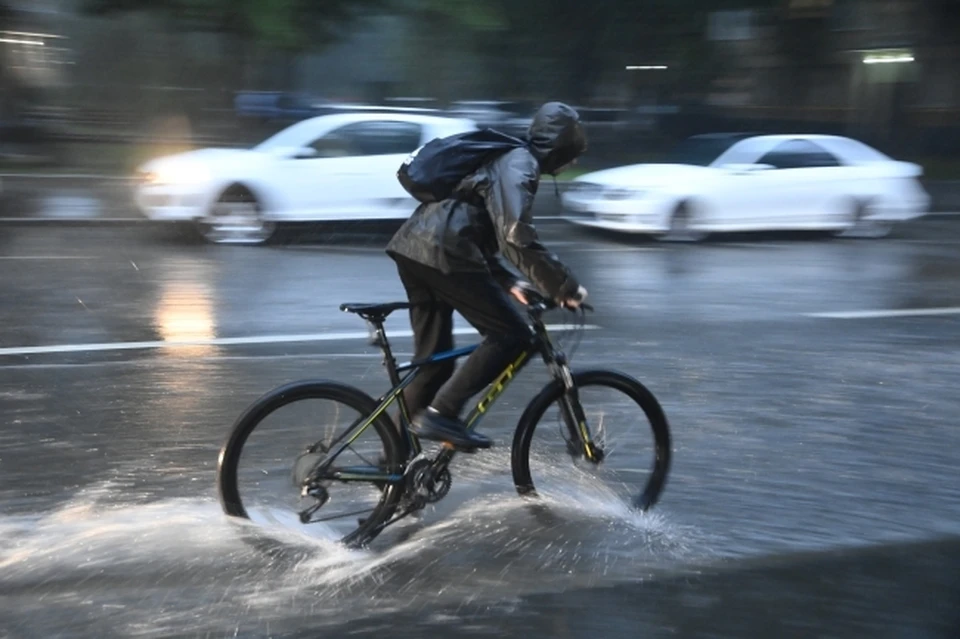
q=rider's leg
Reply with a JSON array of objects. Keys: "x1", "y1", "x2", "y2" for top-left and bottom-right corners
[
  {"x1": 428, "y1": 273, "x2": 530, "y2": 420},
  {"x1": 400, "y1": 262, "x2": 530, "y2": 449},
  {"x1": 395, "y1": 258, "x2": 456, "y2": 427}
]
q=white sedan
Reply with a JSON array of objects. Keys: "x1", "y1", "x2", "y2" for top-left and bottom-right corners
[
  {"x1": 561, "y1": 133, "x2": 931, "y2": 240},
  {"x1": 135, "y1": 112, "x2": 476, "y2": 243}
]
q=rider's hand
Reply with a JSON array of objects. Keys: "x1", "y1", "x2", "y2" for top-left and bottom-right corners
[
  {"x1": 510, "y1": 281, "x2": 533, "y2": 305},
  {"x1": 561, "y1": 285, "x2": 588, "y2": 309}
]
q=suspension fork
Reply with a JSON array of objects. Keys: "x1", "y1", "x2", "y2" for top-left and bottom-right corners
[{"x1": 552, "y1": 353, "x2": 604, "y2": 464}]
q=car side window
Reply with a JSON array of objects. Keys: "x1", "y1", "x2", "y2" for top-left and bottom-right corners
[
  {"x1": 307, "y1": 121, "x2": 423, "y2": 158},
  {"x1": 758, "y1": 139, "x2": 843, "y2": 169},
  {"x1": 308, "y1": 128, "x2": 357, "y2": 158},
  {"x1": 351, "y1": 121, "x2": 424, "y2": 155},
  {"x1": 712, "y1": 139, "x2": 766, "y2": 166}
]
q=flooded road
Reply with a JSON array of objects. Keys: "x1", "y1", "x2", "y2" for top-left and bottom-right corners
[{"x1": 2, "y1": 221, "x2": 959, "y2": 637}]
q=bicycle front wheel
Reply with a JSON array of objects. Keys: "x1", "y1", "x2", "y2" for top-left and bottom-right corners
[
  {"x1": 216, "y1": 380, "x2": 404, "y2": 547},
  {"x1": 511, "y1": 369, "x2": 671, "y2": 512}
]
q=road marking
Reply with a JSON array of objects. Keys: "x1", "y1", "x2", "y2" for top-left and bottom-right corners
[
  {"x1": 0, "y1": 173, "x2": 134, "y2": 180},
  {"x1": 0, "y1": 352, "x2": 405, "y2": 369},
  {"x1": 0, "y1": 324, "x2": 601, "y2": 357},
  {"x1": 0, "y1": 255, "x2": 100, "y2": 260},
  {"x1": 282, "y1": 245, "x2": 387, "y2": 253},
  {"x1": 569, "y1": 246, "x2": 659, "y2": 252},
  {"x1": 806, "y1": 307, "x2": 960, "y2": 319},
  {"x1": 713, "y1": 242, "x2": 793, "y2": 250},
  {"x1": 0, "y1": 217, "x2": 147, "y2": 224}
]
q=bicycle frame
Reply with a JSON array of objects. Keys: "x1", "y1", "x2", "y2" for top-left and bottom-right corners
[
  {"x1": 311, "y1": 341, "x2": 536, "y2": 485},
  {"x1": 308, "y1": 302, "x2": 599, "y2": 491}
]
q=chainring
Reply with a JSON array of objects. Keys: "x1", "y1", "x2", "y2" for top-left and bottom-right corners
[
  {"x1": 404, "y1": 459, "x2": 452, "y2": 506},
  {"x1": 428, "y1": 468, "x2": 452, "y2": 503}
]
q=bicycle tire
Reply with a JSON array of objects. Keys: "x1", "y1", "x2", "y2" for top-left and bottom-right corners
[
  {"x1": 511, "y1": 369, "x2": 672, "y2": 511},
  {"x1": 216, "y1": 380, "x2": 404, "y2": 547}
]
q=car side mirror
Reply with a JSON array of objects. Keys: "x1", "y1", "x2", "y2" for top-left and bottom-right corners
[{"x1": 292, "y1": 147, "x2": 319, "y2": 160}]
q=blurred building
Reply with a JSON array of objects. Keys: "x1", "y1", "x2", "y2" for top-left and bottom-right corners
[
  {"x1": 701, "y1": 0, "x2": 959, "y2": 154},
  {"x1": 0, "y1": 0, "x2": 957, "y2": 160},
  {"x1": 0, "y1": 0, "x2": 73, "y2": 162}
]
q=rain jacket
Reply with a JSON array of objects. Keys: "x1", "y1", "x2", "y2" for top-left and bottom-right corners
[{"x1": 386, "y1": 102, "x2": 587, "y2": 301}]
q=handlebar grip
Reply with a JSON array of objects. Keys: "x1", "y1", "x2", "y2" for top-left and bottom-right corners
[
  {"x1": 521, "y1": 289, "x2": 593, "y2": 313},
  {"x1": 559, "y1": 301, "x2": 593, "y2": 312}
]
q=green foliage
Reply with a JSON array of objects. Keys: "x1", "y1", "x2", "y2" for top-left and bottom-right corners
[
  {"x1": 82, "y1": 0, "x2": 386, "y2": 52},
  {"x1": 415, "y1": 0, "x2": 507, "y2": 30}
]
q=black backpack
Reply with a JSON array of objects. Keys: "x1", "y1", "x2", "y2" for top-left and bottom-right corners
[{"x1": 397, "y1": 128, "x2": 526, "y2": 204}]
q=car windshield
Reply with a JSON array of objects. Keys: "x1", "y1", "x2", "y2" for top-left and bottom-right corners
[
  {"x1": 253, "y1": 120, "x2": 318, "y2": 152},
  {"x1": 667, "y1": 135, "x2": 749, "y2": 166}
]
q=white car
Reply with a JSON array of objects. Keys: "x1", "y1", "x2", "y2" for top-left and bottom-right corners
[
  {"x1": 561, "y1": 133, "x2": 930, "y2": 240},
  {"x1": 135, "y1": 112, "x2": 477, "y2": 243}
]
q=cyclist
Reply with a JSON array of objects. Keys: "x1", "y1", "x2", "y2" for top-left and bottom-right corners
[{"x1": 385, "y1": 101, "x2": 589, "y2": 451}]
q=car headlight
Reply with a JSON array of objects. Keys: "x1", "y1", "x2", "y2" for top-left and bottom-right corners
[
  {"x1": 565, "y1": 182, "x2": 603, "y2": 198},
  {"x1": 145, "y1": 164, "x2": 211, "y2": 185},
  {"x1": 602, "y1": 188, "x2": 645, "y2": 201}
]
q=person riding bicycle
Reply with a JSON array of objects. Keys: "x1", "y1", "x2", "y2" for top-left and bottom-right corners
[{"x1": 385, "y1": 101, "x2": 589, "y2": 451}]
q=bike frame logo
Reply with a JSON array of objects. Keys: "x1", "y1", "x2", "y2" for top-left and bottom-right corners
[{"x1": 476, "y1": 352, "x2": 528, "y2": 415}]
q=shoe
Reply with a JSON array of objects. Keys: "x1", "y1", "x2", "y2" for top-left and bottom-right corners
[{"x1": 410, "y1": 408, "x2": 493, "y2": 452}]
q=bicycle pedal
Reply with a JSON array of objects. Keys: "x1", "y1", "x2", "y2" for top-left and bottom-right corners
[{"x1": 440, "y1": 441, "x2": 480, "y2": 454}]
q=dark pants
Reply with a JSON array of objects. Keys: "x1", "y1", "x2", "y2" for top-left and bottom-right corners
[{"x1": 394, "y1": 256, "x2": 531, "y2": 420}]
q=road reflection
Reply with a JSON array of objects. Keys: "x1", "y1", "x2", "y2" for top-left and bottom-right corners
[{"x1": 153, "y1": 259, "x2": 217, "y2": 357}]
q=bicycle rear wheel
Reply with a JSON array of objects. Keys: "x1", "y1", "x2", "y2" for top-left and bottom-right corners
[
  {"x1": 217, "y1": 380, "x2": 404, "y2": 547},
  {"x1": 511, "y1": 369, "x2": 671, "y2": 512}
]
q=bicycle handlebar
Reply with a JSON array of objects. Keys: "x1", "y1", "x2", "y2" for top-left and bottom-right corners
[{"x1": 523, "y1": 289, "x2": 594, "y2": 315}]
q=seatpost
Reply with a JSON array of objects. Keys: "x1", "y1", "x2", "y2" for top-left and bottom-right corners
[{"x1": 368, "y1": 317, "x2": 402, "y2": 388}]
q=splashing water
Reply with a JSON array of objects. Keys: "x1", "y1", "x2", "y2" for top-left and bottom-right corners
[{"x1": 0, "y1": 459, "x2": 702, "y2": 638}]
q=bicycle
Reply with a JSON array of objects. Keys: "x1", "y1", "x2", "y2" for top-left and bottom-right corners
[{"x1": 216, "y1": 291, "x2": 672, "y2": 548}]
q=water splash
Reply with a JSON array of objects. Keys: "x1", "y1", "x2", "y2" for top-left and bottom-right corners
[{"x1": 0, "y1": 467, "x2": 701, "y2": 638}]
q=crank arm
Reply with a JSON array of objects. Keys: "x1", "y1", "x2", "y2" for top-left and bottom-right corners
[{"x1": 365, "y1": 502, "x2": 421, "y2": 537}]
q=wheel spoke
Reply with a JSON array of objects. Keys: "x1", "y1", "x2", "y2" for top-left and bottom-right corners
[
  {"x1": 515, "y1": 372, "x2": 671, "y2": 512},
  {"x1": 201, "y1": 195, "x2": 273, "y2": 245},
  {"x1": 347, "y1": 446, "x2": 378, "y2": 468},
  {"x1": 216, "y1": 383, "x2": 402, "y2": 546}
]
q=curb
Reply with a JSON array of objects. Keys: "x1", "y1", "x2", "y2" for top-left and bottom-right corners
[
  {"x1": 0, "y1": 174, "x2": 136, "y2": 181},
  {"x1": 0, "y1": 217, "x2": 158, "y2": 227},
  {"x1": 0, "y1": 213, "x2": 957, "y2": 227},
  {"x1": 921, "y1": 211, "x2": 960, "y2": 218},
  {"x1": 0, "y1": 217, "x2": 572, "y2": 227}
]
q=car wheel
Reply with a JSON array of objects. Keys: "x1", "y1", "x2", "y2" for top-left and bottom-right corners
[
  {"x1": 834, "y1": 201, "x2": 893, "y2": 240},
  {"x1": 658, "y1": 202, "x2": 708, "y2": 243},
  {"x1": 198, "y1": 185, "x2": 276, "y2": 245}
]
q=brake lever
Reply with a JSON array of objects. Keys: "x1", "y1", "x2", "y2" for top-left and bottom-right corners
[{"x1": 559, "y1": 301, "x2": 593, "y2": 313}]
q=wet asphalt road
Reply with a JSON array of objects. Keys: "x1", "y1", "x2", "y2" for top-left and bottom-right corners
[{"x1": 2, "y1": 220, "x2": 960, "y2": 637}]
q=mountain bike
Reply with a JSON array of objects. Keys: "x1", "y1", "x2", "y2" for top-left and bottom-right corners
[{"x1": 216, "y1": 292, "x2": 671, "y2": 547}]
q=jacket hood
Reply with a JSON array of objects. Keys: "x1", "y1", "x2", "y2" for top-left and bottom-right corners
[{"x1": 527, "y1": 102, "x2": 587, "y2": 175}]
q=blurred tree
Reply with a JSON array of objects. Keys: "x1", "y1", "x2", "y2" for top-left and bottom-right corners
[
  {"x1": 412, "y1": 0, "x2": 507, "y2": 31},
  {"x1": 82, "y1": 0, "x2": 388, "y2": 93},
  {"x1": 404, "y1": 0, "x2": 787, "y2": 103},
  {"x1": 83, "y1": 0, "x2": 387, "y2": 51},
  {"x1": 393, "y1": 0, "x2": 509, "y2": 100}
]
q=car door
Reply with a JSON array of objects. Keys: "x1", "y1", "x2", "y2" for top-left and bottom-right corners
[
  {"x1": 316, "y1": 120, "x2": 425, "y2": 220},
  {"x1": 275, "y1": 123, "x2": 361, "y2": 219},
  {"x1": 754, "y1": 139, "x2": 846, "y2": 227},
  {"x1": 706, "y1": 138, "x2": 783, "y2": 228}
]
